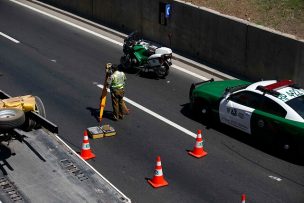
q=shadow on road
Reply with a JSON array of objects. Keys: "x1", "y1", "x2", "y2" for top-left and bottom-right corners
[
  {"x1": 0, "y1": 144, "x2": 14, "y2": 176},
  {"x1": 180, "y1": 103, "x2": 304, "y2": 166},
  {"x1": 123, "y1": 67, "x2": 164, "y2": 80},
  {"x1": 86, "y1": 107, "x2": 118, "y2": 122}
]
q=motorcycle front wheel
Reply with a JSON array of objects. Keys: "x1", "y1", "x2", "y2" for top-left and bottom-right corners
[{"x1": 155, "y1": 64, "x2": 169, "y2": 78}]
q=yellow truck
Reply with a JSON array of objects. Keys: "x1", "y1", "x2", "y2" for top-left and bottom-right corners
[{"x1": 0, "y1": 92, "x2": 47, "y2": 131}]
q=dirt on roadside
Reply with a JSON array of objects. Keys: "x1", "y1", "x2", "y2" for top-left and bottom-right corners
[{"x1": 184, "y1": 0, "x2": 304, "y2": 40}]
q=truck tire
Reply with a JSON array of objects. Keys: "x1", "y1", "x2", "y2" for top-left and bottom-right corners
[
  {"x1": 22, "y1": 96, "x2": 46, "y2": 131},
  {"x1": 0, "y1": 108, "x2": 25, "y2": 130}
]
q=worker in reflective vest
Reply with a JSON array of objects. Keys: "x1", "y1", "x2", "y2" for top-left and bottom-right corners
[{"x1": 107, "y1": 64, "x2": 127, "y2": 120}]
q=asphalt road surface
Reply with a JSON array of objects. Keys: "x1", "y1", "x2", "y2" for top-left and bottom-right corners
[{"x1": 0, "y1": 0, "x2": 303, "y2": 202}]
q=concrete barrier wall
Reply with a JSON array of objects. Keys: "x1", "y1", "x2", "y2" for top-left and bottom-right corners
[
  {"x1": 166, "y1": 2, "x2": 248, "y2": 75},
  {"x1": 246, "y1": 25, "x2": 304, "y2": 82},
  {"x1": 38, "y1": 0, "x2": 304, "y2": 85},
  {"x1": 294, "y1": 42, "x2": 304, "y2": 83},
  {"x1": 93, "y1": 0, "x2": 143, "y2": 32},
  {"x1": 41, "y1": 0, "x2": 92, "y2": 18}
]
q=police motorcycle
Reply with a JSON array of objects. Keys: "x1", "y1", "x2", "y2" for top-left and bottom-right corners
[{"x1": 120, "y1": 32, "x2": 172, "y2": 78}]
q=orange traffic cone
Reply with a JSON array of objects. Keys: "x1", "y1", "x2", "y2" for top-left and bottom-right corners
[
  {"x1": 241, "y1": 194, "x2": 246, "y2": 203},
  {"x1": 188, "y1": 129, "x2": 208, "y2": 158},
  {"x1": 80, "y1": 130, "x2": 96, "y2": 160},
  {"x1": 147, "y1": 156, "x2": 168, "y2": 188}
]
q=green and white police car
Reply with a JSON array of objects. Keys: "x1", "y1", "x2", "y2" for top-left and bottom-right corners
[{"x1": 189, "y1": 79, "x2": 304, "y2": 152}]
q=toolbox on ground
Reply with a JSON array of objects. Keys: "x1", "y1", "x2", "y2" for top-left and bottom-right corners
[{"x1": 87, "y1": 125, "x2": 116, "y2": 139}]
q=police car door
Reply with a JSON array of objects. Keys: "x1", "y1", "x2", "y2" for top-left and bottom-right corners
[{"x1": 219, "y1": 91, "x2": 255, "y2": 134}]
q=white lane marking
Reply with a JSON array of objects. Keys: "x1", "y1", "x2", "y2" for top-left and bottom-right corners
[
  {"x1": 10, "y1": 0, "x2": 212, "y2": 81},
  {"x1": 97, "y1": 84, "x2": 197, "y2": 138},
  {"x1": 9, "y1": 0, "x2": 123, "y2": 46},
  {"x1": 269, "y1": 175, "x2": 282, "y2": 182},
  {"x1": 172, "y1": 64, "x2": 209, "y2": 81},
  {"x1": 0, "y1": 32, "x2": 20, "y2": 43}
]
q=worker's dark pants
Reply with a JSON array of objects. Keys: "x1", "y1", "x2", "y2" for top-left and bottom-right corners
[{"x1": 111, "y1": 88, "x2": 125, "y2": 119}]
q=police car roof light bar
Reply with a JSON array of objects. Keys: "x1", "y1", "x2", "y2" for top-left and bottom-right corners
[
  {"x1": 256, "y1": 86, "x2": 281, "y2": 97},
  {"x1": 264, "y1": 80, "x2": 294, "y2": 91}
]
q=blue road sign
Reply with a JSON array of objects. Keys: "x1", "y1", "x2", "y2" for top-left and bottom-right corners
[{"x1": 165, "y1": 4, "x2": 171, "y2": 18}]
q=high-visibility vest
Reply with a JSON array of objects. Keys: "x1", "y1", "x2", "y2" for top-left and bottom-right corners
[{"x1": 110, "y1": 71, "x2": 126, "y2": 89}]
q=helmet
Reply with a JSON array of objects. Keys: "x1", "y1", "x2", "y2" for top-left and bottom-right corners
[
  {"x1": 112, "y1": 64, "x2": 118, "y2": 71},
  {"x1": 105, "y1": 63, "x2": 112, "y2": 74}
]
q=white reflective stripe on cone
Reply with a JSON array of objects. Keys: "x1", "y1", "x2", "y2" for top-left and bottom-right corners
[
  {"x1": 82, "y1": 143, "x2": 90, "y2": 149},
  {"x1": 195, "y1": 140, "x2": 203, "y2": 148},
  {"x1": 154, "y1": 169, "x2": 163, "y2": 176}
]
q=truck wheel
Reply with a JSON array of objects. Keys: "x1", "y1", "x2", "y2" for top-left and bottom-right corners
[
  {"x1": 0, "y1": 108, "x2": 25, "y2": 130},
  {"x1": 22, "y1": 96, "x2": 46, "y2": 131}
]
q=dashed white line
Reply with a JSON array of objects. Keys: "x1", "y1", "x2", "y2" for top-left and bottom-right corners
[
  {"x1": 97, "y1": 84, "x2": 198, "y2": 138},
  {"x1": 0, "y1": 32, "x2": 20, "y2": 43},
  {"x1": 269, "y1": 175, "x2": 282, "y2": 182}
]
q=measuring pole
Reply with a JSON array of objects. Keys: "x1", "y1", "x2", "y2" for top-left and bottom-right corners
[{"x1": 99, "y1": 63, "x2": 112, "y2": 123}]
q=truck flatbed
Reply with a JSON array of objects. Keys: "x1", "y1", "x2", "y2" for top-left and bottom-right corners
[{"x1": 0, "y1": 128, "x2": 130, "y2": 203}]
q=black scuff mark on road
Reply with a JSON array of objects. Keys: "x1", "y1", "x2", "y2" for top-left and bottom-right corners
[{"x1": 223, "y1": 142, "x2": 304, "y2": 188}]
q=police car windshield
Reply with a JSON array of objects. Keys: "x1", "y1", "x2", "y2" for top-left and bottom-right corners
[{"x1": 286, "y1": 95, "x2": 304, "y2": 119}]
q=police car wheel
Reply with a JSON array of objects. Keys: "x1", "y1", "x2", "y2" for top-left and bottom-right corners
[
  {"x1": 200, "y1": 102, "x2": 210, "y2": 121},
  {"x1": 191, "y1": 98, "x2": 210, "y2": 122}
]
